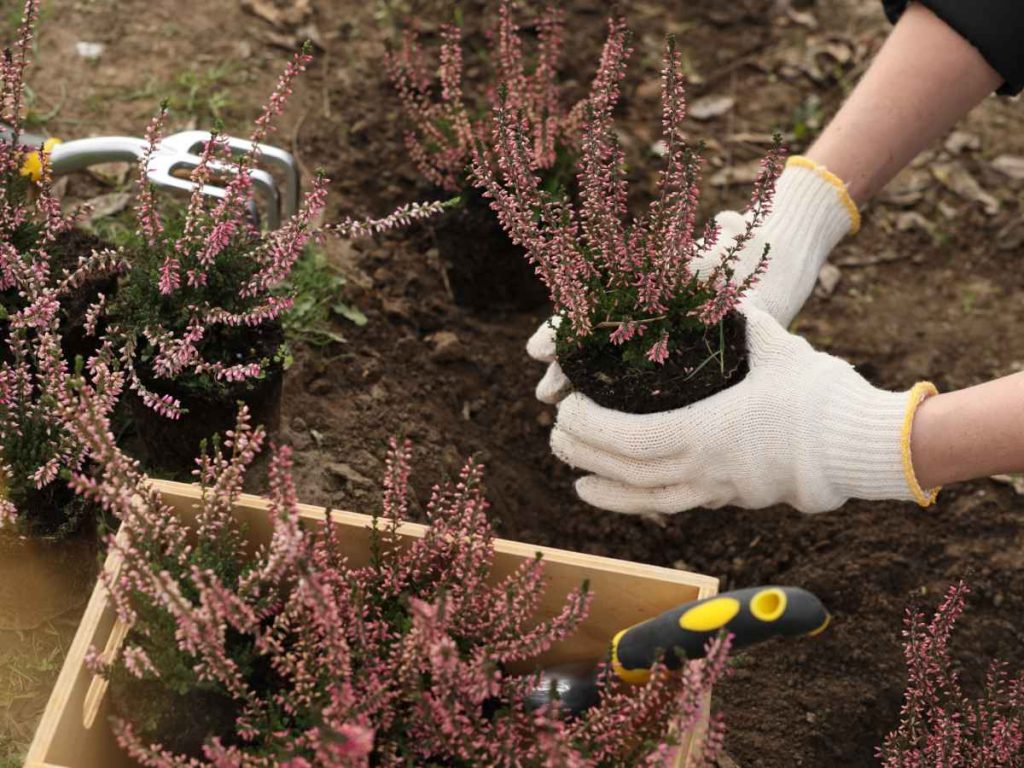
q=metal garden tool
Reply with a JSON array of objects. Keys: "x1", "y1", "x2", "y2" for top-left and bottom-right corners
[
  {"x1": 2, "y1": 125, "x2": 299, "y2": 230},
  {"x1": 525, "y1": 586, "x2": 830, "y2": 716}
]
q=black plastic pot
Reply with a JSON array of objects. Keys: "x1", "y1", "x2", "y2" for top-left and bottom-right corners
[{"x1": 128, "y1": 324, "x2": 285, "y2": 477}]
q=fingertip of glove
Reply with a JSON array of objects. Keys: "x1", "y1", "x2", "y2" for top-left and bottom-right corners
[
  {"x1": 526, "y1": 317, "x2": 560, "y2": 362},
  {"x1": 536, "y1": 363, "x2": 570, "y2": 404}
]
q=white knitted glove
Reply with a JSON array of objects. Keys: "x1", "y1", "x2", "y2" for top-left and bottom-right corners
[
  {"x1": 692, "y1": 156, "x2": 860, "y2": 327},
  {"x1": 548, "y1": 304, "x2": 939, "y2": 515},
  {"x1": 525, "y1": 157, "x2": 860, "y2": 405}
]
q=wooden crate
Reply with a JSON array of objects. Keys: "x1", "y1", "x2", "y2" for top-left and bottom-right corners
[{"x1": 26, "y1": 479, "x2": 718, "y2": 768}]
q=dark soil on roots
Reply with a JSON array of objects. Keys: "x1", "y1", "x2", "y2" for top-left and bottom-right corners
[{"x1": 558, "y1": 311, "x2": 749, "y2": 414}]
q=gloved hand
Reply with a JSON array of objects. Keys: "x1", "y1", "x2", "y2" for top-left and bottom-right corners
[
  {"x1": 690, "y1": 156, "x2": 860, "y2": 327},
  {"x1": 525, "y1": 156, "x2": 860, "y2": 406},
  {"x1": 547, "y1": 304, "x2": 939, "y2": 515}
]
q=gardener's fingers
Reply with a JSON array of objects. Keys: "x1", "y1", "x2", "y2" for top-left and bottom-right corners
[
  {"x1": 526, "y1": 316, "x2": 561, "y2": 364},
  {"x1": 536, "y1": 361, "x2": 572, "y2": 405},
  {"x1": 555, "y1": 391, "x2": 735, "y2": 460},
  {"x1": 551, "y1": 427, "x2": 694, "y2": 488},
  {"x1": 712, "y1": 209, "x2": 750, "y2": 242},
  {"x1": 575, "y1": 476, "x2": 718, "y2": 515}
]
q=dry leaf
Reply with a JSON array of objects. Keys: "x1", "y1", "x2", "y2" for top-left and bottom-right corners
[
  {"x1": 991, "y1": 155, "x2": 1024, "y2": 181},
  {"x1": 931, "y1": 162, "x2": 1000, "y2": 215},
  {"x1": 996, "y1": 219, "x2": 1024, "y2": 252},
  {"x1": 689, "y1": 94, "x2": 735, "y2": 121},
  {"x1": 84, "y1": 192, "x2": 132, "y2": 225},
  {"x1": 879, "y1": 168, "x2": 931, "y2": 207},
  {"x1": 944, "y1": 130, "x2": 980, "y2": 154},
  {"x1": 709, "y1": 160, "x2": 761, "y2": 187},
  {"x1": 895, "y1": 211, "x2": 937, "y2": 237},
  {"x1": 835, "y1": 251, "x2": 905, "y2": 268},
  {"x1": 785, "y1": 8, "x2": 818, "y2": 29},
  {"x1": 241, "y1": 0, "x2": 311, "y2": 29},
  {"x1": 991, "y1": 474, "x2": 1024, "y2": 495}
]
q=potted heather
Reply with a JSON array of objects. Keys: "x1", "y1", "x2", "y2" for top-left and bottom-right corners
[
  {"x1": 386, "y1": 0, "x2": 591, "y2": 310},
  {"x1": 106, "y1": 46, "x2": 443, "y2": 474},
  {"x1": 0, "y1": 12, "x2": 124, "y2": 535},
  {"x1": 0, "y1": 38, "x2": 123, "y2": 633},
  {"x1": 0, "y1": 0, "x2": 118, "y2": 365},
  {"x1": 473, "y1": 30, "x2": 784, "y2": 413},
  {"x1": 28, "y1": 399, "x2": 728, "y2": 767}
]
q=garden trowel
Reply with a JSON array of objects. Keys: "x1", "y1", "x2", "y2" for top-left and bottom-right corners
[
  {"x1": 525, "y1": 586, "x2": 829, "y2": 716},
  {"x1": 1, "y1": 124, "x2": 299, "y2": 230}
]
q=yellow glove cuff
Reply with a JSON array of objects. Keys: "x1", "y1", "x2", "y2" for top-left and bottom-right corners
[
  {"x1": 901, "y1": 381, "x2": 940, "y2": 507},
  {"x1": 786, "y1": 155, "x2": 860, "y2": 236}
]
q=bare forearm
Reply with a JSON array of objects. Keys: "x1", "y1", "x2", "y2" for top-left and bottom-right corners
[
  {"x1": 806, "y1": 2, "x2": 1001, "y2": 204},
  {"x1": 911, "y1": 372, "x2": 1024, "y2": 489}
]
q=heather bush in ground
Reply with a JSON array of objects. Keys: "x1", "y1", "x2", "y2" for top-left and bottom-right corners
[
  {"x1": 69, "y1": 397, "x2": 730, "y2": 766},
  {"x1": 0, "y1": 0, "x2": 124, "y2": 532},
  {"x1": 106, "y1": 44, "x2": 444, "y2": 420},
  {"x1": 386, "y1": 0, "x2": 581, "y2": 193},
  {"x1": 878, "y1": 581, "x2": 1024, "y2": 766},
  {"x1": 474, "y1": 25, "x2": 784, "y2": 369}
]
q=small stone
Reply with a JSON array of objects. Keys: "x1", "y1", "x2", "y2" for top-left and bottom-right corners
[
  {"x1": 426, "y1": 330, "x2": 465, "y2": 363},
  {"x1": 308, "y1": 377, "x2": 333, "y2": 396},
  {"x1": 689, "y1": 94, "x2": 735, "y2": 121},
  {"x1": 75, "y1": 41, "x2": 105, "y2": 60},
  {"x1": 328, "y1": 462, "x2": 372, "y2": 487},
  {"x1": 536, "y1": 410, "x2": 553, "y2": 428}
]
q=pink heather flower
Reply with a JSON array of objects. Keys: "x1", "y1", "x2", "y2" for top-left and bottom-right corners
[
  {"x1": 70, "y1": 404, "x2": 727, "y2": 766},
  {"x1": 106, "y1": 51, "x2": 444, "y2": 414},
  {"x1": 387, "y1": 0, "x2": 578, "y2": 192},
  {"x1": 473, "y1": 27, "x2": 785, "y2": 365},
  {"x1": 878, "y1": 581, "x2": 1024, "y2": 766},
  {"x1": 0, "y1": 3, "x2": 125, "y2": 526},
  {"x1": 645, "y1": 332, "x2": 670, "y2": 364}
]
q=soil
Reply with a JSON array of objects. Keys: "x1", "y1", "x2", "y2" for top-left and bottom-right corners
[
  {"x1": 7, "y1": 0, "x2": 1024, "y2": 766},
  {"x1": 430, "y1": 185, "x2": 550, "y2": 311},
  {"x1": 559, "y1": 311, "x2": 749, "y2": 413}
]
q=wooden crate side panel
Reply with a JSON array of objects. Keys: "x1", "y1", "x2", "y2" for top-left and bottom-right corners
[{"x1": 25, "y1": 547, "x2": 133, "y2": 768}]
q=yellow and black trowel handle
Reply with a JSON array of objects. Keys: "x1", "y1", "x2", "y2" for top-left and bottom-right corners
[{"x1": 610, "y1": 586, "x2": 829, "y2": 684}]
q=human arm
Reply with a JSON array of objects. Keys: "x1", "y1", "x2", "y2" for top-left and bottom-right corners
[
  {"x1": 910, "y1": 372, "x2": 1024, "y2": 489},
  {"x1": 688, "y1": 2, "x2": 1004, "y2": 326},
  {"x1": 808, "y1": 2, "x2": 1001, "y2": 205}
]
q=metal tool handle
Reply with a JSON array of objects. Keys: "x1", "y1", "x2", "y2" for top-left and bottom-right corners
[
  {"x1": 0, "y1": 122, "x2": 49, "y2": 148},
  {"x1": 610, "y1": 586, "x2": 829, "y2": 683}
]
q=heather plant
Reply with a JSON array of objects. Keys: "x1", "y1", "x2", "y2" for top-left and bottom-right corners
[
  {"x1": 107, "y1": 45, "x2": 445, "y2": 420},
  {"x1": 69, "y1": 398, "x2": 730, "y2": 766},
  {"x1": 386, "y1": 0, "x2": 579, "y2": 193},
  {"x1": 0, "y1": 0, "x2": 124, "y2": 532},
  {"x1": 878, "y1": 581, "x2": 1024, "y2": 766},
  {"x1": 473, "y1": 26, "x2": 784, "y2": 373}
]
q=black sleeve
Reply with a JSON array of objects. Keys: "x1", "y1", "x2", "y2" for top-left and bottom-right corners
[{"x1": 882, "y1": 0, "x2": 1024, "y2": 95}]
